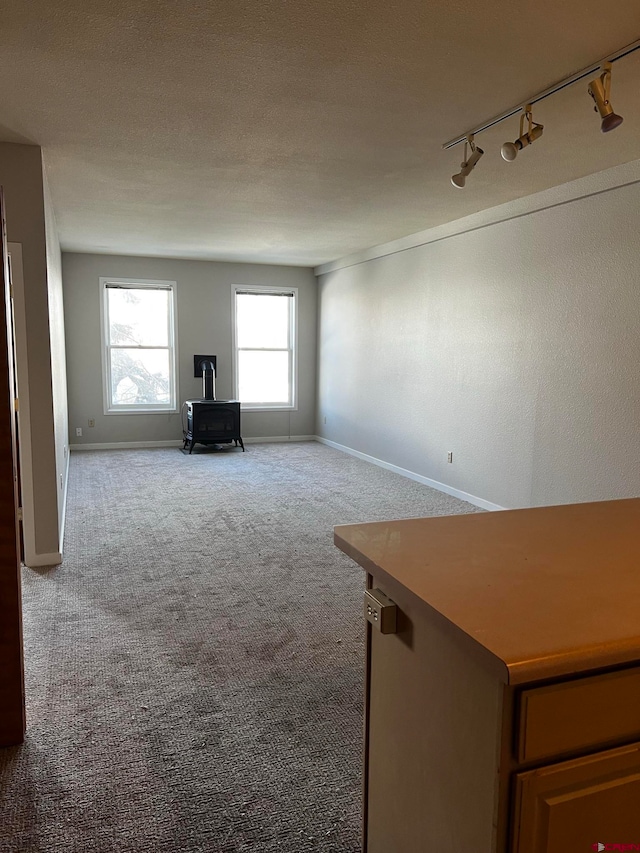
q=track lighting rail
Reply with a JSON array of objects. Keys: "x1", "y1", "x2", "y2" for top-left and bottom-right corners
[{"x1": 441, "y1": 36, "x2": 640, "y2": 150}]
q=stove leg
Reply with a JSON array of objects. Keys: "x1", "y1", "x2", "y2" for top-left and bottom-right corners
[{"x1": 189, "y1": 439, "x2": 195, "y2": 454}]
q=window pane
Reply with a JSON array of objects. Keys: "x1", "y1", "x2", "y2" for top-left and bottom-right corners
[
  {"x1": 110, "y1": 348, "x2": 171, "y2": 406},
  {"x1": 108, "y1": 288, "x2": 169, "y2": 346},
  {"x1": 237, "y1": 293, "x2": 290, "y2": 349},
  {"x1": 238, "y1": 350, "x2": 290, "y2": 404}
]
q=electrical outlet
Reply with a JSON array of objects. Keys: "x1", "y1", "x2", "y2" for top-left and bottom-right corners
[
  {"x1": 323, "y1": 416, "x2": 327, "y2": 424},
  {"x1": 76, "y1": 427, "x2": 82, "y2": 437},
  {"x1": 88, "y1": 418, "x2": 95, "y2": 428},
  {"x1": 364, "y1": 589, "x2": 398, "y2": 634},
  {"x1": 447, "y1": 451, "x2": 453, "y2": 463}
]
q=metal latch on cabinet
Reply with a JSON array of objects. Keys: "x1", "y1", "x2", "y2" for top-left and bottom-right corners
[{"x1": 364, "y1": 589, "x2": 398, "y2": 634}]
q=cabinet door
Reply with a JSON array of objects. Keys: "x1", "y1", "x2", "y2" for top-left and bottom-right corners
[{"x1": 513, "y1": 742, "x2": 640, "y2": 852}]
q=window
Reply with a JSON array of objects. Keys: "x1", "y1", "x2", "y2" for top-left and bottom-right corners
[
  {"x1": 100, "y1": 279, "x2": 178, "y2": 413},
  {"x1": 233, "y1": 286, "x2": 297, "y2": 409}
]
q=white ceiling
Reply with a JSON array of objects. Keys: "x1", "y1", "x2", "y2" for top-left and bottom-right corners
[{"x1": 1, "y1": 1, "x2": 639, "y2": 266}]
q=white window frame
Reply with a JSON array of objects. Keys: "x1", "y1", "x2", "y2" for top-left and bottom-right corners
[
  {"x1": 100, "y1": 277, "x2": 179, "y2": 415},
  {"x1": 232, "y1": 285, "x2": 298, "y2": 411}
]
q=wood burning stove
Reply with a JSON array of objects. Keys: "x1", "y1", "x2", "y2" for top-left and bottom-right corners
[
  {"x1": 182, "y1": 400, "x2": 244, "y2": 453},
  {"x1": 182, "y1": 354, "x2": 244, "y2": 453}
]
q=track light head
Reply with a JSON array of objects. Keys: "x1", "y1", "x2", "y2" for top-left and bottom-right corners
[
  {"x1": 451, "y1": 136, "x2": 484, "y2": 189},
  {"x1": 501, "y1": 106, "x2": 544, "y2": 162},
  {"x1": 599, "y1": 111, "x2": 624, "y2": 132},
  {"x1": 588, "y1": 62, "x2": 623, "y2": 132},
  {"x1": 500, "y1": 141, "x2": 520, "y2": 162}
]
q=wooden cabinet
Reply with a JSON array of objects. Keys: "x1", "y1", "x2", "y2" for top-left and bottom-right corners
[
  {"x1": 335, "y1": 499, "x2": 640, "y2": 852},
  {"x1": 517, "y1": 669, "x2": 640, "y2": 764},
  {"x1": 514, "y1": 743, "x2": 640, "y2": 852}
]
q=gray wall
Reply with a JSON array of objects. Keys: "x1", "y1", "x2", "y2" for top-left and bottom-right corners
[
  {"x1": 63, "y1": 253, "x2": 317, "y2": 444},
  {"x1": 0, "y1": 142, "x2": 66, "y2": 561},
  {"x1": 317, "y1": 176, "x2": 640, "y2": 509}
]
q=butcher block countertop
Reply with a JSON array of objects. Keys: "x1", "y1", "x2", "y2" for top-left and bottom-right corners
[{"x1": 334, "y1": 498, "x2": 640, "y2": 685}]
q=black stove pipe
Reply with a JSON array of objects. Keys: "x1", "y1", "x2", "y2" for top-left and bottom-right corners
[{"x1": 202, "y1": 361, "x2": 216, "y2": 400}]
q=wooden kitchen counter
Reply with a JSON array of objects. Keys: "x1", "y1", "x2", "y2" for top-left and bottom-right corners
[
  {"x1": 335, "y1": 498, "x2": 640, "y2": 852},
  {"x1": 335, "y1": 497, "x2": 640, "y2": 685}
]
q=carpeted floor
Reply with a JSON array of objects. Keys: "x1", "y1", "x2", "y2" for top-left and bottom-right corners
[{"x1": 0, "y1": 442, "x2": 478, "y2": 853}]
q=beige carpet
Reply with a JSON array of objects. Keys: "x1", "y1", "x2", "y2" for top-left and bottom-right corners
[{"x1": 0, "y1": 441, "x2": 478, "y2": 853}]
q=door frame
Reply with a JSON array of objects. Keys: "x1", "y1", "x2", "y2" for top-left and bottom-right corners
[
  {"x1": 0, "y1": 187, "x2": 26, "y2": 746},
  {"x1": 8, "y1": 243, "x2": 38, "y2": 568}
]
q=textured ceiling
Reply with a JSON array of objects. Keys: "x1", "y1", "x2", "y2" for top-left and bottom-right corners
[{"x1": 1, "y1": 0, "x2": 639, "y2": 266}]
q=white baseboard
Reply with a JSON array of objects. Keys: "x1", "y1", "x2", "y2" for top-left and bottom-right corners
[
  {"x1": 71, "y1": 440, "x2": 184, "y2": 451},
  {"x1": 315, "y1": 436, "x2": 504, "y2": 511},
  {"x1": 70, "y1": 436, "x2": 316, "y2": 451},
  {"x1": 23, "y1": 551, "x2": 63, "y2": 568},
  {"x1": 244, "y1": 435, "x2": 316, "y2": 443},
  {"x1": 59, "y1": 446, "x2": 70, "y2": 553}
]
